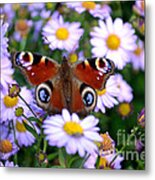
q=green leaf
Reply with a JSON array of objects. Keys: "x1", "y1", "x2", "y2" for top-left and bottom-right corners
[
  {"x1": 68, "y1": 156, "x2": 81, "y2": 168},
  {"x1": 47, "y1": 152, "x2": 58, "y2": 161},
  {"x1": 23, "y1": 121, "x2": 38, "y2": 138},
  {"x1": 58, "y1": 148, "x2": 66, "y2": 168},
  {"x1": 28, "y1": 117, "x2": 42, "y2": 126}
]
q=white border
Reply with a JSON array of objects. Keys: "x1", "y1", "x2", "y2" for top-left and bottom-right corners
[{"x1": 0, "y1": 0, "x2": 155, "y2": 179}]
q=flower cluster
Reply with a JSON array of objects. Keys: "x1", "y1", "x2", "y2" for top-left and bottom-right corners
[
  {"x1": 84, "y1": 132, "x2": 124, "y2": 169},
  {"x1": 0, "y1": 1, "x2": 145, "y2": 169}
]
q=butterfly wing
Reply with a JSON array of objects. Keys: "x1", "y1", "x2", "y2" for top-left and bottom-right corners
[
  {"x1": 13, "y1": 52, "x2": 60, "y2": 85},
  {"x1": 72, "y1": 57, "x2": 115, "y2": 90},
  {"x1": 70, "y1": 77, "x2": 97, "y2": 115}
]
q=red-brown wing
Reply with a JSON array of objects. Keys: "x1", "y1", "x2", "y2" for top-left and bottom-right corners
[
  {"x1": 72, "y1": 57, "x2": 115, "y2": 90},
  {"x1": 13, "y1": 52, "x2": 60, "y2": 85}
]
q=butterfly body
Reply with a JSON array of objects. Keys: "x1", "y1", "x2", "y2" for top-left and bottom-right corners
[{"x1": 13, "y1": 52, "x2": 114, "y2": 115}]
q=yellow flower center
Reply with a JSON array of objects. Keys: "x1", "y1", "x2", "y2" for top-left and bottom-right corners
[
  {"x1": 134, "y1": 46, "x2": 142, "y2": 56},
  {"x1": 16, "y1": 121, "x2": 26, "y2": 132},
  {"x1": 55, "y1": 27, "x2": 69, "y2": 40},
  {"x1": 118, "y1": 103, "x2": 131, "y2": 117},
  {"x1": 96, "y1": 89, "x2": 106, "y2": 96},
  {"x1": 3, "y1": 95, "x2": 18, "y2": 108},
  {"x1": 69, "y1": 53, "x2": 78, "y2": 64},
  {"x1": 0, "y1": 140, "x2": 13, "y2": 153},
  {"x1": 106, "y1": 34, "x2": 121, "y2": 50},
  {"x1": 63, "y1": 121, "x2": 83, "y2": 136},
  {"x1": 82, "y1": 2, "x2": 96, "y2": 10}
]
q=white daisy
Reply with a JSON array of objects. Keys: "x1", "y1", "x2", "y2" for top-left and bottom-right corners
[
  {"x1": 98, "y1": 132, "x2": 124, "y2": 169},
  {"x1": 15, "y1": 118, "x2": 40, "y2": 147},
  {"x1": 65, "y1": 2, "x2": 111, "y2": 20},
  {"x1": 95, "y1": 75, "x2": 120, "y2": 113},
  {"x1": 0, "y1": 125, "x2": 19, "y2": 160},
  {"x1": 90, "y1": 17, "x2": 137, "y2": 69},
  {"x1": 0, "y1": 19, "x2": 14, "y2": 92},
  {"x1": 115, "y1": 74, "x2": 133, "y2": 103},
  {"x1": 0, "y1": 19, "x2": 10, "y2": 58},
  {"x1": 84, "y1": 132, "x2": 117, "y2": 169},
  {"x1": 0, "y1": 86, "x2": 33, "y2": 123},
  {"x1": 43, "y1": 109, "x2": 102, "y2": 157},
  {"x1": 130, "y1": 39, "x2": 144, "y2": 71},
  {"x1": 42, "y1": 14, "x2": 84, "y2": 51},
  {"x1": 0, "y1": 56, "x2": 15, "y2": 93}
]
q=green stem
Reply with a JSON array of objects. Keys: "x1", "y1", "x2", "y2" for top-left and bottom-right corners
[
  {"x1": 18, "y1": 94, "x2": 37, "y2": 118},
  {"x1": 43, "y1": 139, "x2": 47, "y2": 153},
  {"x1": 109, "y1": 127, "x2": 139, "y2": 166},
  {"x1": 79, "y1": 153, "x2": 91, "y2": 168},
  {"x1": 19, "y1": 37, "x2": 27, "y2": 51}
]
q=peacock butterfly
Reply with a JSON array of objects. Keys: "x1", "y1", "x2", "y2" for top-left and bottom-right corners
[{"x1": 13, "y1": 52, "x2": 114, "y2": 115}]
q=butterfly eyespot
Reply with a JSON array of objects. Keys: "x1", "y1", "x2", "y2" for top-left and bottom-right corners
[
  {"x1": 95, "y1": 58, "x2": 113, "y2": 74},
  {"x1": 80, "y1": 84, "x2": 97, "y2": 111},
  {"x1": 38, "y1": 88, "x2": 50, "y2": 103},
  {"x1": 36, "y1": 82, "x2": 53, "y2": 109}
]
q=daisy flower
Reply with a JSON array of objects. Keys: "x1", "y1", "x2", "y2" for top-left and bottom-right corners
[
  {"x1": 95, "y1": 75, "x2": 120, "y2": 113},
  {"x1": 14, "y1": 118, "x2": 40, "y2": 147},
  {"x1": 0, "y1": 125, "x2": 19, "y2": 160},
  {"x1": 115, "y1": 74, "x2": 133, "y2": 103},
  {"x1": 0, "y1": 86, "x2": 33, "y2": 123},
  {"x1": 98, "y1": 132, "x2": 124, "y2": 169},
  {"x1": 43, "y1": 109, "x2": 102, "y2": 157},
  {"x1": 42, "y1": 14, "x2": 84, "y2": 51},
  {"x1": 0, "y1": 18, "x2": 10, "y2": 58},
  {"x1": 99, "y1": 153, "x2": 124, "y2": 169},
  {"x1": 0, "y1": 19, "x2": 14, "y2": 92},
  {"x1": 13, "y1": 19, "x2": 32, "y2": 42},
  {"x1": 0, "y1": 56, "x2": 15, "y2": 93},
  {"x1": 0, "y1": 160, "x2": 18, "y2": 167},
  {"x1": 133, "y1": 0, "x2": 145, "y2": 17},
  {"x1": 32, "y1": 11, "x2": 59, "y2": 41},
  {"x1": 90, "y1": 17, "x2": 137, "y2": 69},
  {"x1": 84, "y1": 132, "x2": 121, "y2": 169},
  {"x1": 130, "y1": 39, "x2": 145, "y2": 71},
  {"x1": 65, "y1": 2, "x2": 111, "y2": 20}
]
